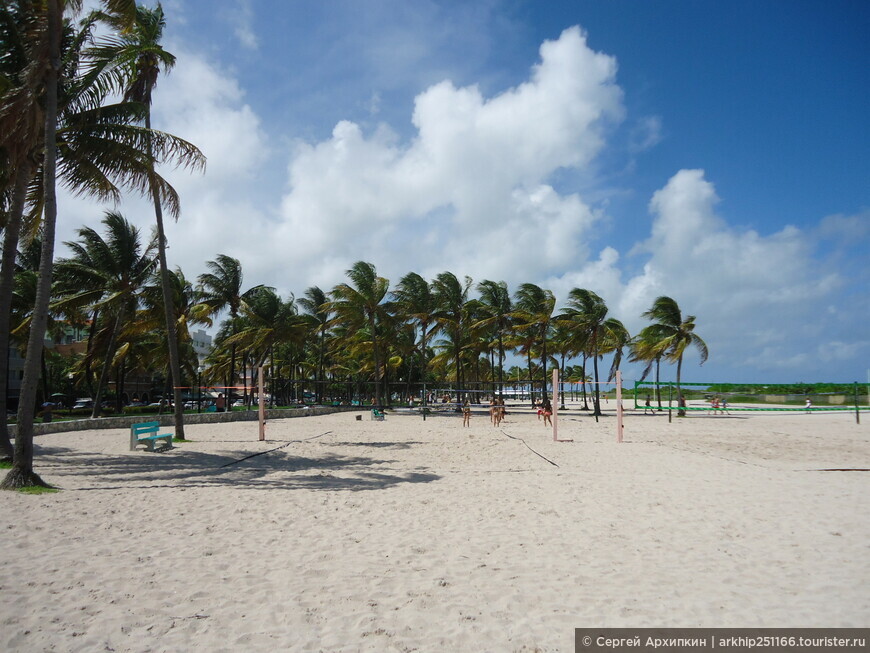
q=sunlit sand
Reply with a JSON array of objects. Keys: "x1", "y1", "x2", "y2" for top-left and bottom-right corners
[{"x1": 1, "y1": 405, "x2": 867, "y2": 651}]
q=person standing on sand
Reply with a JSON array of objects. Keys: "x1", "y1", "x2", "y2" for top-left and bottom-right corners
[
  {"x1": 462, "y1": 398, "x2": 471, "y2": 427},
  {"x1": 216, "y1": 393, "x2": 226, "y2": 412},
  {"x1": 541, "y1": 398, "x2": 552, "y2": 427},
  {"x1": 805, "y1": 398, "x2": 812, "y2": 413},
  {"x1": 644, "y1": 394, "x2": 654, "y2": 415}
]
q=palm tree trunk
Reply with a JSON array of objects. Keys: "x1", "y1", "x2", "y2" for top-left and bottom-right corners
[
  {"x1": 2, "y1": 1, "x2": 61, "y2": 490},
  {"x1": 91, "y1": 311, "x2": 123, "y2": 419},
  {"x1": 526, "y1": 350, "x2": 535, "y2": 407},
  {"x1": 540, "y1": 327, "x2": 548, "y2": 402},
  {"x1": 676, "y1": 354, "x2": 685, "y2": 416},
  {"x1": 0, "y1": 165, "x2": 32, "y2": 461},
  {"x1": 369, "y1": 316, "x2": 382, "y2": 406},
  {"x1": 655, "y1": 356, "x2": 662, "y2": 409},
  {"x1": 590, "y1": 331, "x2": 602, "y2": 417},
  {"x1": 146, "y1": 110, "x2": 186, "y2": 440}
]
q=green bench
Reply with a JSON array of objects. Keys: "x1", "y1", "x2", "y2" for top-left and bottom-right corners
[
  {"x1": 371, "y1": 408, "x2": 385, "y2": 421},
  {"x1": 130, "y1": 421, "x2": 173, "y2": 452}
]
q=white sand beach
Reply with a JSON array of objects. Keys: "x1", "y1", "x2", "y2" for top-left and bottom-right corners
[{"x1": 1, "y1": 405, "x2": 867, "y2": 652}]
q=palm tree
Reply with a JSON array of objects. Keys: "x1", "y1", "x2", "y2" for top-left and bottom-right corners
[
  {"x1": 229, "y1": 288, "x2": 307, "y2": 373},
  {"x1": 197, "y1": 255, "x2": 261, "y2": 409},
  {"x1": 297, "y1": 286, "x2": 330, "y2": 403},
  {"x1": 88, "y1": 3, "x2": 204, "y2": 439},
  {"x1": 52, "y1": 211, "x2": 156, "y2": 418},
  {"x1": 641, "y1": 296, "x2": 708, "y2": 416},
  {"x1": 559, "y1": 289, "x2": 627, "y2": 417},
  {"x1": 392, "y1": 272, "x2": 437, "y2": 401},
  {"x1": 512, "y1": 283, "x2": 556, "y2": 403},
  {"x1": 431, "y1": 272, "x2": 471, "y2": 403},
  {"x1": 328, "y1": 261, "x2": 390, "y2": 406},
  {"x1": 475, "y1": 279, "x2": 512, "y2": 398},
  {"x1": 0, "y1": 0, "x2": 80, "y2": 488},
  {"x1": 629, "y1": 325, "x2": 670, "y2": 409}
]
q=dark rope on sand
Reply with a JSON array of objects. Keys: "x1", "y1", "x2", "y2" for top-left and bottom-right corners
[
  {"x1": 500, "y1": 430, "x2": 559, "y2": 467},
  {"x1": 220, "y1": 431, "x2": 333, "y2": 468}
]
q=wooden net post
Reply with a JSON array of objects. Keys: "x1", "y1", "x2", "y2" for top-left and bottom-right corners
[
  {"x1": 258, "y1": 366, "x2": 266, "y2": 441},
  {"x1": 616, "y1": 370, "x2": 624, "y2": 443},
  {"x1": 552, "y1": 368, "x2": 558, "y2": 442}
]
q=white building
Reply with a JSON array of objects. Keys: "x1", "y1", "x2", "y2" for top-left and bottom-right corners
[{"x1": 190, "y1": 328, "x2": 213, "y2": 367}]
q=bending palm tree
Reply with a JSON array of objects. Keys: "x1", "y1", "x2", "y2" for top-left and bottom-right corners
[
  {"x1": 629, "y1": 325, "x2": 670, "y2": 409},
  {"x1": 642, "y1": 296, "x2": 708, "y2": 416},
  {"x1": 558, "y1": 289, "x2": 627, "y2": 417}
]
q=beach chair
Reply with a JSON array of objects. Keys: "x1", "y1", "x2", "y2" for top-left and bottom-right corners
[{"x1": 371, "y1": 408, "x2": 385, "y2": 421}]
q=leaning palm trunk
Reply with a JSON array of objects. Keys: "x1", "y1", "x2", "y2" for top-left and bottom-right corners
[
  {"x1": 1, "y1": 2, "x2": 61, "y2": 490},
  {"x1": 0, "y1": 165, "x2": 32, "y2": 461},
  {"x1": 655, "y1": 356, "x2": 662, "y2": 409}
]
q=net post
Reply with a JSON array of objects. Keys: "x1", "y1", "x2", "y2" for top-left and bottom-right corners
[
  {"x1": 258, "y1": 366, "x2": 266, "y2": 441},
  {"x1": 616, "y1": 371, "x2": 624, "y2": 443},
  {"x1": 855, "y1": 382, "x2": 861, "y2": 425},
  {"x1": 552, "y1": 368, "x2": 558, "y2": 441},
  {"x1": 668, "y1": 383, "x2": 673, "y2": 423}
]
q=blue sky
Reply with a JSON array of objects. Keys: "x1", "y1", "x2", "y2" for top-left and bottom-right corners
[{"x1": 65, "y1": 0, "x2": 869, "y2": 384}]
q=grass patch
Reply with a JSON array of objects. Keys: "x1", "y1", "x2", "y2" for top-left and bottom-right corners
[
  {"x1": 172, "y1": 437, "x2": 190, "y2": 443},
  {"x1": 18, "y1": 485, "x2": 59, "y2": 495},
  {"x1": 0, "y1": 461, "x2": 11, "y2": 469}
]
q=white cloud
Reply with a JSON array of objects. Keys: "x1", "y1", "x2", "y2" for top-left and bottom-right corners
[
  {"x1": 549, "y1": 169, "x2": 845, "y2": 379},
  {"x1": 273, "y1": 26, "x2": 623, "y2": 288}
]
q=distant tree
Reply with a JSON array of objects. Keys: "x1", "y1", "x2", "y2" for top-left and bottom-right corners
[
  {"x1": 512, "y1": 283, "x2": 556, "y2": 403},
  {"x1": 328, "y1": 261, "x2": 390, "y2": 406},
  {"x1": 641, "y1": 296, "x2": 708, "y2": 416}
]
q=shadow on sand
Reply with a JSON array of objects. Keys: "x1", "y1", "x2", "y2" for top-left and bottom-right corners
[{"x1": 32, "y1": 443, "x2": 441, "y2": 492}]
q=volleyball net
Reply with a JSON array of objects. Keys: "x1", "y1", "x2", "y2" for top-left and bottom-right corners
[{"x1": 632, "y1": 380, "x2": 869, "y2": 416}]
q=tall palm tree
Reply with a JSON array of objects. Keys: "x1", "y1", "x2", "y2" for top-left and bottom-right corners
[
  {"x1": 0, "y1": 0, "x2": 74, "y2": 488},
  {"x1": 392, "y1": 272, "x2": 437, "y2": 400},
  {"x1": 328, "y1": 261, "x2": 390, "y2": 406},
  {"x1": 512, "y1": 283, "x2": 556, "y2": 403},
  {"x1": 559, "y1": 288, "x2": 627, "y2": 416},
  {"x1": 475, "y1": 279, "x2": 512, "y2": 398},
  {"x1": 89, "y1": 3, "x2": 204, "y2": 439},
  {"x1": 197, "y1": 255, "x2": 260, "y2": 409},
  {"x1": 629, "y1": 325, "x2": 670, "y2": 409},
  {"x1": 431, "y1": 272, "x2": 471, "y2": 403},
  {"x1": 297, "y1": 286, "x2": 330, "y2": 403},
  {"x1": 641, "y1": 296, "x2": 708, "y2": 416},
  {"x1": 52, "y1": 211, "x2": 156, "y2": 418}
]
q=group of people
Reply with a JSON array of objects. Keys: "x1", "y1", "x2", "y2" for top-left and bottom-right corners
[
  {"x1": 460, "y1": 396, "x2": 509, "y2": 427},
  {"x1": 708, "y1": 396, "x2": 729, "y2": 414}
]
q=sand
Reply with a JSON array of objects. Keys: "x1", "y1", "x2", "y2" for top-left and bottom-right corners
[{"x1": 1, "y1": 403, "x2": 867, "y2": 652}]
